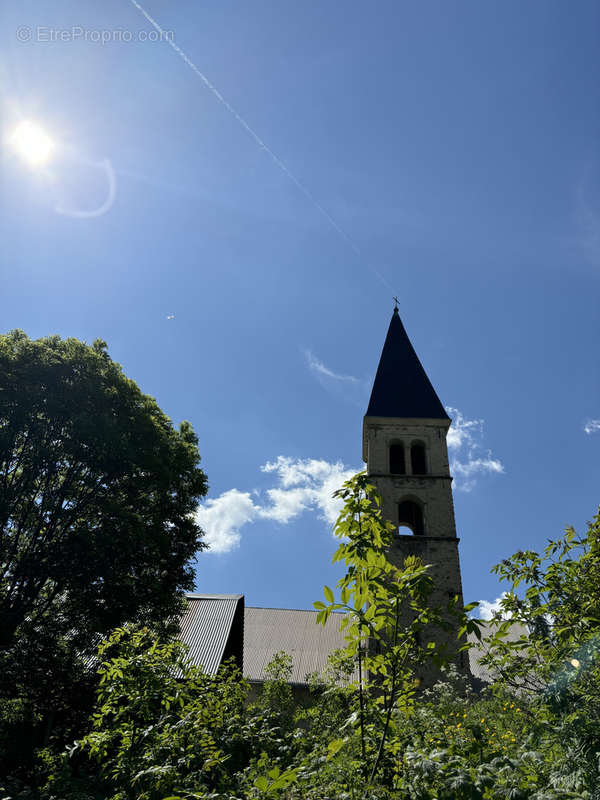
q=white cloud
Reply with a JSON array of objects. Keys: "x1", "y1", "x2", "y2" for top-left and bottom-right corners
[
  {"x1": 303, "y1": 350, "x2": 369, "y2": 409},
  {"x1": 446, "y1": 413, "x2": 481, "y2": 451},
  {"x1": 584, "y1": 419, "x2": 600, "y2": 434},
  {"x1": 196, "y1": 457, "x2": 358, "y2": 553},
  {"x1": 477, "y1": 593, "x2": 510, "y2": 620},
  {"x1": 305, "y1": 350, "x2": 359, "y2": 383},
  {"x1": 262, "y1": 456, "x2": 356, "y2": 524},
  {"x1": 261, "y1": 487, "x2": 309, "y2": 523},
  {"x1": 194, "y1": 489, "x2": 260, "y2": 554},
  {"x1": 446, "y1": 407, "x2": 504, "y2": 491},
  {"x1": 452, "y1": 457, "x2": 504, "y2": 481}
]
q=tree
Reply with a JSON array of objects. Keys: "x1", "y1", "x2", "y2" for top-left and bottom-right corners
[
  {"x1": 0, "y1": 330, "x2": 207, "y2": 647},
  {"x1": 0, "y1": 331, "x2": 207, "y2": 771},
  {"x1": 74, "y1": 627, "x2": 248, "y2": 800},
  {"x1": 314, "y1": 472, "x2": 477, "y2": 786},
  {"x1": 480, "y1": 509, "x2": 600, "y2": 791},
  {"x1": 41, "y1": 628, "x2": 298, "y2": 800}
]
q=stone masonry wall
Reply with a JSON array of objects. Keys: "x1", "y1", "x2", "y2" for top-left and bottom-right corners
[{"x1": 363, "y1": 415, "x2": 468, "y2": 677}]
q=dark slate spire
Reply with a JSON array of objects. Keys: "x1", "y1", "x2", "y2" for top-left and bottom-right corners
[{"x1": 366, "y1": 308, "x2": 449, "y2": 420}]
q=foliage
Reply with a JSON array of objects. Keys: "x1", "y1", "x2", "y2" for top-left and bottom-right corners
[
  {"x1": 4, "y1": 456, "x2": 600, "y2": 799},
  {"x1": 0, "y1": 331, "x2": 207, "y2": 778},
  {"x1": 44, "y1": 626, "x2": 247, "y2": 800},
  {"x1": 479, "y1": 508, "x2": 600, "y2": 793},
  {"x1": 0, "y1": 330, "x2": 207, "y2": 648},
  {"x1": 314, "y1": 471, "x2": 475, "y2": 785},
  {"x1": 40, "y1": 628, "x2": 306, "y2": 800},
  {"x1": 256, "y1": 651, "x2": 295, "y2": 731}
]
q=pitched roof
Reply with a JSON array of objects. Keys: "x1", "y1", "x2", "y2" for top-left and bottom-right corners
[
  {"x1": 243, "y1": 606, "x2": 357, "y2": 686},
  {"x1": 180, "y1": 597, "x2": 351, "y2": 684},
  {"x1": 366, "y1": 308, "x2": 449, "y2": 420},
  {"x1": 179, "y1": 594, "x2": 244, "y2": 674},
  {"x1": 179, "y1": 596, "x2": 526, "y2": 687},
  {"x1": 243, "y1": 610, "x2": 526, "y2": 687}
]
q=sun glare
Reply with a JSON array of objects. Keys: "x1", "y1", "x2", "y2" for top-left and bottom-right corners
[{"x1": 10, "y1": 120, "x2": 55, "y2": 167}]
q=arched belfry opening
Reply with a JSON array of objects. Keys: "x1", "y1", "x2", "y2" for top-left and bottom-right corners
[
  {"x1": 410, "y1": 441, "x2": 427, "y2": 475},
  {"x1": 397, "y1": 500, "x2": 424, "y2": 536},
  {"x1": 389, "y1": 442, "x2": 405, "y2": 474}
]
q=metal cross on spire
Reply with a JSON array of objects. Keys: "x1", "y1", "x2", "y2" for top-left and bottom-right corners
[{"x1": 393, "y1": 296, "x2": 399, "y2": 312}]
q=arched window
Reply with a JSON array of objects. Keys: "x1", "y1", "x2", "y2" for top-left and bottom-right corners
[
  {"x1": 389, "y1": 443, "x2": 406, "y2": 475},
  {"x1": 411, "y1": 442, "x2": 427, "y2": 475},
  {"x1": 398, "y1": 500, "x2": 424, "y2": 536}
]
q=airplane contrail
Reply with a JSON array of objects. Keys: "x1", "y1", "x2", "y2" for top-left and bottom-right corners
[{"x1": 127, "y1": 0, "x2": 392, "y2": 289}]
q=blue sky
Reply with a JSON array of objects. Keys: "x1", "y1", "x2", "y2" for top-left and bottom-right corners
[{"x1": 1, "y1": 0, "x2": 599, "y2": 615}]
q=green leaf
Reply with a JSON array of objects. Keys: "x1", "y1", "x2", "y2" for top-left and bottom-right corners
[
  {"x1": 327, "y1": 738, "x2": 346, "y2": 759},
  {"x1": 324, "y1": 585, "x2": 335, "y2": 603}
]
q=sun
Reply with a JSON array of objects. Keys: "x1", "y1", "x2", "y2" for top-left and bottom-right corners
[{"x1": 10, "y1": 120, "x2": 55, "y2": 167}]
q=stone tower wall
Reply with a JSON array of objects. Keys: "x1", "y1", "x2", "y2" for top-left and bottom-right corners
[{"x1": 363, "y1": 415, "x2": 468, "y2": 676}]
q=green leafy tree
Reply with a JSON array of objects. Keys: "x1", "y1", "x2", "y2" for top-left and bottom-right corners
[
  {"x1": 43, "y1": 629, "x2": 301, "y2": 800},
  {"x1": 254, "y1": 651, "x2": 296, "y2": 737},
  {"x1": 0, "y1": 331, "x2": 207, "y2": 775},
  {"x1": 390, "y1": 667, "x2": 581, "y2": 799},
  {"x1": 0, "y1": 331, "x2": 207, "y2": 647},
  {"x1": 480, "y1": 509, "x2": 600, "y2": 793},
  {"x1": 77, "y1": 627, "x2": 249, "y2": 800},
  {"x1": 314, "y1": 472, "x2": 477, "y2": 787}
]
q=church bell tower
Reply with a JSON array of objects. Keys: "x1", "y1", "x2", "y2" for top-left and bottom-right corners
[{"x1": 363, "y1": 305, "x2": 466, "y2": 668}]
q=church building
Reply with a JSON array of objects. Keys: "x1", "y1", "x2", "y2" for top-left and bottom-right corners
[{"x1": 179, "y1": 307, "x2": 505, "y2": 687}]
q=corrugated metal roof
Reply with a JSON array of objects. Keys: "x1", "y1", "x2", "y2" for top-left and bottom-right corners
[
  {"x1": 243, "y1": 606, "x2": 356, "y2": 686},
  {"x1": 179, "y1": 594, "x2": 243, "y2": 675},
  {"x1": 179, "y1": 597, "x2": 527, "y2": 687},
  {"x1": 242, "y1": 609, "x2": 527, "y2": 686},
  {"x1": 467, "y1": 620, "x2": 530, "y2": 683}
]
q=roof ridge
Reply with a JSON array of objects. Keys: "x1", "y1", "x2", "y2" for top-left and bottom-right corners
[
  {"x1": 186, "y1": 593, "x2": 244, "y2": 600},
  {"x1": 245, "y1": 606, "x2": 346, "y2": 614}
]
